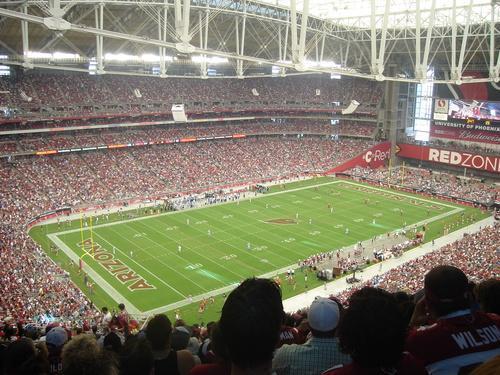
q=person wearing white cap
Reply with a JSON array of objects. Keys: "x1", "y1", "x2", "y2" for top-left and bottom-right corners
[{"x1": 272, "y1": 297, "x2": 351, "y2": 375}]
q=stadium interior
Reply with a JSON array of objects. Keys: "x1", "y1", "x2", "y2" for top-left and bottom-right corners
[{"x1": 0, "y1": 1, "x2": 499, "y2": 374}]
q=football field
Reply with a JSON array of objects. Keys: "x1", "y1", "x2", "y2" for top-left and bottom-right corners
[{"x1": 34, "y1": 177, "x2": 471, "y2": 316}]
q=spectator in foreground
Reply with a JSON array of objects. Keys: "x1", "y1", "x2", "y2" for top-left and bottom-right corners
[
  {"x1": 45, "y1": 326, "x2": 68, "y2": 375},
  {"x1": 406, "y1": 265, "x2": 500, "y2": 374},
  {"x1": 218, "y1": 278, "x2": 284, "y2": 375},
  {"x1": 146, "y1": 314, "x2": 196, "y2": 375},
  {"x1": 120, "y1": 336, "x2": 154, "y2": 375},
  {"x1": 189, "y1": 323, "x2": 231, "y2": 375},
  {"x1": 61, "y1": 334, "x2": 117, "y2": 375},
  {"x1": 324, "y1": 287, "x2": 427, "y2": 374},
  {"x1": 272, "y1": 297, "x2": 350, "y2": 374},
  {"x1": 474, "y1": 278, "x2": 500, "y2": 315},
  {"x1": 1, "y1": 337, "x2": 49, "y2": 375}
]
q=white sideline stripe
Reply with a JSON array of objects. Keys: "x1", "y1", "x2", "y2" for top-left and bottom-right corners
[
  {"x1": 52, "y1": 179, "x2": 342, "y2": 236},
  {"x1": 339, "y1": 180, "x2": 459, "y2": 209},
  {"x1": 47, "y1": 233, "x2": 141, "y2": 315},
  {"x1": 50, "y1": 179, "x2": 464, "y2": 314},
  {"x1": 53, "y1": 179, "x2": 455, "y2": 237}
]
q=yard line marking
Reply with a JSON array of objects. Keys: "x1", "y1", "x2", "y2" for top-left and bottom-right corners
[
  {"x1": 53, "y1": 179, "x2": 456, "y2": 237},
  {"x1": 52, "y1": 179, "x2": 343, "y2": 235},
  {"x1": 130, "y1": 218, "x2": 256, "y2": 281},
  {"x1": 48, "y1": 178, "x2": 466, "y2": 313},
  {"x1": 91, "y1": 231, "x2": 188, "y2": 298}
]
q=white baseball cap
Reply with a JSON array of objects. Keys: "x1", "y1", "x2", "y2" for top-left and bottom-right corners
[{"x1": 308, "y1": 297, "x2": 340, "y2": 332}]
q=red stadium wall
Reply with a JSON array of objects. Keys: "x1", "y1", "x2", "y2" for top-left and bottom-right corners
[
  {"x1": 397, "y1": 143, "x2": 500, "y2": 174},
  {"x1": 324, "y1": 141, "x2": 391, "y2": 174}
]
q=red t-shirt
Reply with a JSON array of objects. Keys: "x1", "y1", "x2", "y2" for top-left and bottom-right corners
[
  {"x1": 406, "y1": 310, "x2": 500, "y2": 374},
  {"x1": 189, "y1": 363, "x2": 231, "y2": 375},
  {"x1": 277, "y1": 325, "x2": 300, "y2": 348}
]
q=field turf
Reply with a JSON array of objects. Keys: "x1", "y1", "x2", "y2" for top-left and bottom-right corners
[{"x1": 30, "y1": 177, "x2": 486, "y2": 322}]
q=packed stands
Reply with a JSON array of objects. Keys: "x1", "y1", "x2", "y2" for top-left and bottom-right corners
[
  {"x1": 1, "y1": 137, "x2": 374, "y2": 217},
  {"x1": 0, "y1": 224, "x2": 498, "y2": 374},
  {"x1": 0, "y1": 72, "x2": 382, "y2": 115},
  {"x1": 0, "y1": 136, "x2": 373, "y2": 325},
  {"x1": 0, "y1": 120, "x2": 376, "y2": 154},
  {"x1": 332, "y1": 222, "x2": 499, "y2": 303},
  {"x1": 346, "y1": 166, "x2": 499, "y2": 204}
]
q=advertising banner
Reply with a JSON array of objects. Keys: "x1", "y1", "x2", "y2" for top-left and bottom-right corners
[
  {"x1": 431, "y1": 121, "x2": 500, "y2": 144},
  {"x1": 325, "y1": 141, "x2": 391, "y2": 174},
  {"x1": 397, "y1": 143, "x2": 500, "y2": 174}
]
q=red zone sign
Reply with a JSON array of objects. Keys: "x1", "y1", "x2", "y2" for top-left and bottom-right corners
[{"x1": 397, "y1": 144, "x2": 500, "y2": 174}]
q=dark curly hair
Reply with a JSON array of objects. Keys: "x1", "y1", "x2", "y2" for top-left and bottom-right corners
[
  {"x1": 146, "y1": 314, "x2": 173, "y2": 351},
  {"x1": 219, "y1": 278, "x2": 284, "y2": 370},
  {"x1": 338, "y1": 287, "x2": 408, "y2": 368}
]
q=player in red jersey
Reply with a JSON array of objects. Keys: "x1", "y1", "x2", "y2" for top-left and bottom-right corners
[{"x1": 406, "y1": 265, "x2": 500, "y2": 374}]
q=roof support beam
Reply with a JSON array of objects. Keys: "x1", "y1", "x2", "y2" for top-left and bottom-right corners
[
  {"x1": 159, "y1": 1, "x2": 168, "y2": 77},
  {"x1": 450, "y1": 0, "x2": 457, "y2": 78},
  {"x1": 198, "y1": 11, "x2": 206, "y2": 77},
  {"x1": 290, "y1": 0, "x2": 298, "y2": 64},
  {"x1": 282, "y1": 13, "x2": 289, "y2": 62},
  {"x1": 417, "y1": 0, "x2": 436, "y2": 80},
  {"x1": 489, "y1": 2, "x2": 498, "y2": 81},
  {"x1": 39, "y1": 6, "x2": 94, "y2": 52},
  {"x1": 415, "y1": 0, "x2": 421, "y2": 75},
  {"x1": 456, "y1": 0, "x2": 473, "y2": 82},
  {"x1": 297, "y1": 0, "x2": 309, "y2": 66},
  {"x1": 236, "y1": 1, "x2": 247, "y2": 77},
  {"x1": 48, "y1": 0, "x2": 65, "y2": 18},
  {"x1": 370, "y1": 0, "x2": 377, "y2": 75},
  {"x1": 174, "y1": 0, "x2": 190, "y2": 44},
  {"x1": 375, "y1": 0, "x2": 390, "y2": 77},
  {"x1": 320, "y1": 32, "x2": 325, "y2": 63},
  {"x1": 21, "y1": 4, "x2": 31, "y2": 68},
  {"x1": 95, "y1": 3, "x2": 104, "y2": 74}
]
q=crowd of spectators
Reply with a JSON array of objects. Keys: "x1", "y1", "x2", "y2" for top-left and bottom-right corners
[
  {"x1": 0, "y1": 73, "x2": 382, "y2": 114},
  {"x1": 1, "y1": 137, "x2": 374, "y2": 217},
  {"x1": 0, "y1": 136, "x2": 373, "y2": 326},
  {"x1": 347, "y1": 166, "x2": 499, "y2": 204},
  {"x1": 1, "y1": 262, "x2": 499, "y2": 374},
  {"x1": 1, "y1": 137, "x2": 498, "y2": 327},
  {"x1": 0, "y1": 120, "x2": 376, "y2": 154},
  {"x1": 333, "y1": 223, "x2": 499, "y2": 304}
]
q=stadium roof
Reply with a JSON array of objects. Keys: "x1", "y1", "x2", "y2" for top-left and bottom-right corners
[
  {"x1": 0, "y1": 0, "x2": 498, "y2": 83},
  {"x1": 261, "y1": 0, "x2": 495, "y2": 28}
]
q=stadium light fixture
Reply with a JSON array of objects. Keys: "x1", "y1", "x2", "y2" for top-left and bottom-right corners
[
  {"x1": 191, "y1": 55, "x2": 228, "y2": 64},
  {"x1": 25, "y1": 51, "x2": 80, "y2": 60},
  {"x1": 103, "y1": 53, "x2": 173, "y2": 63}
]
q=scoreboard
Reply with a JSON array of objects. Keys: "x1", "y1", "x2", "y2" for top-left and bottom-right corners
[{"x1": 433, "y1": 99, "x2": 500, "y2": 127}]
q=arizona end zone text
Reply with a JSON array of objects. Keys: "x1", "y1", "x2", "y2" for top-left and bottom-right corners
[
  {"x1": 428, "y1": 149, "x2": 500, "y2": 173},
  {"x1": 79, "y1": 239, "x2": 155, "y2": 291}
]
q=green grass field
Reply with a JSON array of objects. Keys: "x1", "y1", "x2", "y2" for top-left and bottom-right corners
[{"x1": 29, "y1": 177, "x2": 487, "y2": 323}]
